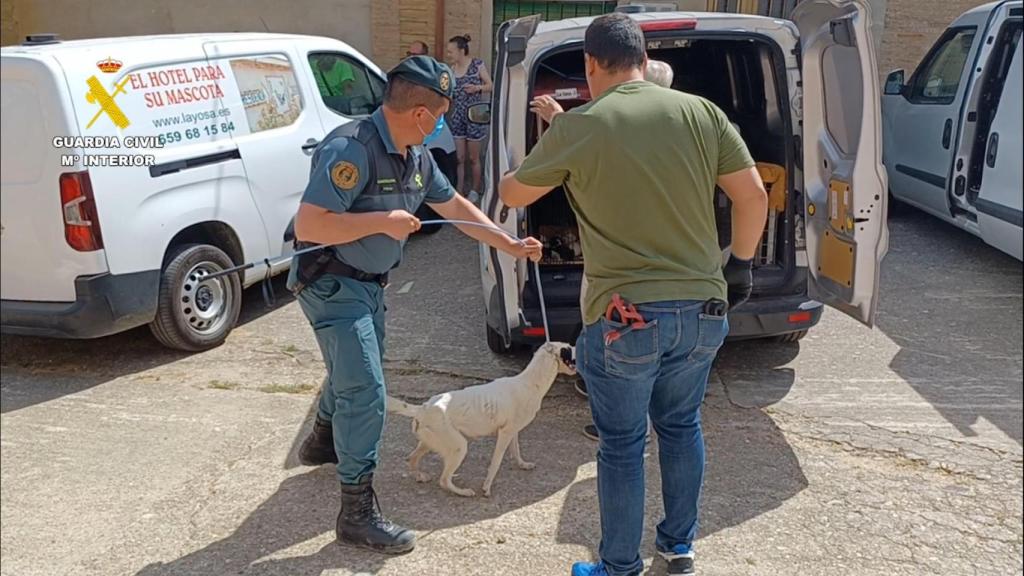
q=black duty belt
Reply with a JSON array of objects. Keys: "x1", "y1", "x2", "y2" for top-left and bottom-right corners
[
  {"x1": 290, "y1": 243, "x2": 390, "y2": 296},
  {"x1": 322, "y1": 258, "x2": 390, "y2": 287}
]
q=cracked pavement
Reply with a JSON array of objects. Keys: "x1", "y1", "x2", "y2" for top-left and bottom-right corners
[{"x1": 2, "y1": 210, "x2": 1021, "y2": 576}]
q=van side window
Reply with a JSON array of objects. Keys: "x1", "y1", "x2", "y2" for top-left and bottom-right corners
[
  {"x1": 822, "y1": 44, "x2": 863, "y2": 154},
  {"x1": 908, "y1": 28, "x2": 977, "y2": 104},
  {"x1": 308, "y1": 53, "x2": 384, "y2": 117},
  {"x1": 228, "y1": 55, "x2": 304, "y2": 133}
]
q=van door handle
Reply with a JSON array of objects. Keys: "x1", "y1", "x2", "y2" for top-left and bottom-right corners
[
  {"x1": 942, "y1": 119, "x2": 952, "y2": 149},
  {"x1": 301, "y1": 139, "x2": 320, "y2": 154},
  {"x1": 986, "y1": 132, "x2": 999, "y2": 168}
]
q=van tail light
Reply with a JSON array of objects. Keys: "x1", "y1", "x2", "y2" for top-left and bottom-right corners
[
  {"x1": 60, "y1": 171, "x2": 104, "y2": 251},
  {"x1": 523, "y1": 327, "x2": 547, "y2": 337},
  {"x1": 640, "y1": 19, "x2": 697, "y2": 32},
  {"x1": 788, "y1": 311, "x2": 813, "y2": 324}
]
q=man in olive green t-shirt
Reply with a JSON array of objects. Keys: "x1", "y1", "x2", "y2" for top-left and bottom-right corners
[{"x1": 499, "y1": 14, "x2": 767, "y2": 576}]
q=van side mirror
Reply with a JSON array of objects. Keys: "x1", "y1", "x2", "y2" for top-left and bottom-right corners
[
  {"x1": 468, "y1": 102, "x2": 491, "y2": 125},
  {"x1": 884, "y1": 69, "x2": 905, "y2": 96}
]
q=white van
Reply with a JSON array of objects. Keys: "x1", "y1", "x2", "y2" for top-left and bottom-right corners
[
  {"x1": 883, "y1": 0, "x2": 1022, "y2": 260},
  {"x1": 1, "y1": 33, "x2": 387, "y2": 350},
  {"x1": 477, "y1": 1, "x2": 890, "y2": 352}
]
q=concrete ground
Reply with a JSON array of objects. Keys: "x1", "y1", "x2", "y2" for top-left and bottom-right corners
[{"x1": 2, "y1": 209, "x2": 1021, "y2": 576}]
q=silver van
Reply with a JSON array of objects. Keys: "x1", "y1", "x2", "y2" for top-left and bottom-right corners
[
  {"x1": 476, "y1": 1, "x2": 889, "y2": 352},
  {"x1": 883, "y1": 0, "x2": 1022, "y2": 260}
]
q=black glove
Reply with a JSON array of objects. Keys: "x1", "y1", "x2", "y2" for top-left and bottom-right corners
[{"x1": 723, "y1": 255, "x2": 754, "y2": 310}]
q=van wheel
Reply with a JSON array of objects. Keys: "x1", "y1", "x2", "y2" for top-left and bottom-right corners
[
  {"x1": 486, "y1": 323, "x2": 514, "y2": 354},
  {"x1": 150, "y1": 244, "x2": 242, "y2": 352},
  {"x1": 776, "y1": 330, "x2": 808, "y2": 343}
]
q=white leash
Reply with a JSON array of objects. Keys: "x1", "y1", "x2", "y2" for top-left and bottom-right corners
[
  {"x1": 532, "y1": 259, "x2": 551, "y2": 343},
  {"x1": 421, "y1": 220, "x2": 550, "y2": 343},
  {"x1": 204, "y1": 218, "x2": 553, "y2": 342}
]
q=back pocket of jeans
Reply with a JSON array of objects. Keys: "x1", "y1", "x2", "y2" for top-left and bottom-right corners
[
  {"x1": 600, "y1": 318, "x2": 659, "y2": 377},
  {"x1": 688, "y1": 314, "x2": 728, "y2": 362}
]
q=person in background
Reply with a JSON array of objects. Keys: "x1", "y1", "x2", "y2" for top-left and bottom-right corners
[
  {"x1": 445, "y1": 34, "x2": 492, "y2": 204},
  {"x1": 500, "y1": 14, "x2": 767, "y2": 576},
  {"x1": 643, "y1": 59, "x2": 673, "y2": 89},
  {"x1": 406, "y1": 40, "x2": 429, "y2": 58}
]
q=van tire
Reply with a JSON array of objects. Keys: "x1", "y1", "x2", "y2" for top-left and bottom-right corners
[
  {"x1": 775, "y1": 330, "x2": 808, "y2": 343},
  {"x1": 486, "y1": 323, "x2": 514, "y2": 354},
  {"x1": 149, "y1": 244, "x2": 242, "y2": 352}
]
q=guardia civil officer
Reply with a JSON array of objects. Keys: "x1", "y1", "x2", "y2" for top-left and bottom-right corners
[{"x1": 289, "y1": 56, "x2": 542, "y2": 554}]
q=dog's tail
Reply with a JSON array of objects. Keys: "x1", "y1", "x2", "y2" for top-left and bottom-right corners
[{"x1": 386, "y1": 396, "x2": 421, "y2": 418}]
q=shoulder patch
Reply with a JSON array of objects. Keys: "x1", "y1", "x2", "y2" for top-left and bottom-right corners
[{"x1": 331, "y1": 161, "x2": 360, "y2": 190}]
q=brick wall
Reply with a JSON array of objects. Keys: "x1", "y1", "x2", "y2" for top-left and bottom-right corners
[
  {"x1": 879, "y1": 0, "x2": 991, "y2": 76},
  {"x1": 3, "y1": 0, "x2": 994, "y2": 87},
  {"x1": 1, "y1": 0, "x2": 373, "y2": 54},
  {"x1": 371, "y1": 0, "x2": 438, "y2": 71},
  {"x1": 400, "y1": 0, "x2": 438, "y2": 58},
  {"x1": 1, "y1": 0, "x2": 18, "y2": 46},
  {"x1": 372, "y1": 0, "x2": 405, "y2": 69},
  {"x1": 444, "y1": 0, "x2": 485, "y2": 60},
  {"x1": 371, "y1": 0, "x2": 484, "y2": 71},
  {"x1": 2, "y1": 0, "x2": 486, "y2": 76},
  {"x1": 701, "y1": 0, "x2": 990, "y2": 81}
]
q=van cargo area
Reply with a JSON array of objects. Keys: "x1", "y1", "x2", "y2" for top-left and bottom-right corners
[
  {"x1": 1, "y1": 55, "x2": 111, "y2": 304},
  {"x1": 522, "y1": 36, "x2": 801, "y2": 320}
]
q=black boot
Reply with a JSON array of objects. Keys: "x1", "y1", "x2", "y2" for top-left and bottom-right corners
[
  {"x1": 297, "y1": 416, "x2": 337, "y2": 466},
  {"x1": 337, "y1": 475, "x2": 415, "y2": 554}
]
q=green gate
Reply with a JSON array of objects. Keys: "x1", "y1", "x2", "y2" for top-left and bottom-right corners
[{"x1": 492, "y1": 1, "x2": 619, "y2": 46}]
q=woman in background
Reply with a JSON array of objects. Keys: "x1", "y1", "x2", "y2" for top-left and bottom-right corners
[{"x1": 445, "y1": 34, "x2": 492, "y2": 203}]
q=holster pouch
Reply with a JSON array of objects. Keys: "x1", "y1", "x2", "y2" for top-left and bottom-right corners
[
  {"x1": 289, "y1": 242, "x2": 333, "y2": 296},
  {"x1": 704, "y1": 298, "x2": 729, "y2": 317}
]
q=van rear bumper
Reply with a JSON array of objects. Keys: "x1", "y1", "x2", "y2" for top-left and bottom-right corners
[
  {"x1": 725, "y1": 296, "x2": 823, "y2": 340},
  {"x1": 1, "y1": 270, "x2": 160, "y2": 339},
  {"x1": 513, "y1": 294, "x2": 823, "y2": 345}
]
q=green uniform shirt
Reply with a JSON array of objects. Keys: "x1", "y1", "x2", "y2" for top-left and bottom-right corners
[{"x1": 515, "y1": 81, "x2": 755, "y2": 324}]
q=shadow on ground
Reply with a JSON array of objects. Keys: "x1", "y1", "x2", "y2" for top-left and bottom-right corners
[
  {"x1": 877, "y1": 209, "x2": 1023, "y2": 445},
  {"x1": 120, "y1": 298, "x2": 807, "y2": 575},
  {"x1": 133, "y1": 390, "x2": 593, "y2": 576},
  {"x1": 557, "y1": 340, "x2": 807, "y2": 570},
  {"x1": 0, "y1": 276, "x2": 294, "y2": 414}
]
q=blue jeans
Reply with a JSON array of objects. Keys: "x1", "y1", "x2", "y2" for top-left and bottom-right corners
[
  {"x1": 576, "y1": 299, "x2": 728, "y2": 576},
  {"x1": 295, "y1": 273, "x2": 387, "y2": 484}
]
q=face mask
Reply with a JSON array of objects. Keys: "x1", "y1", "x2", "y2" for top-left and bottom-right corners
[{"x1": 418, "y1": 109, "x2": 443, "y2": 145}]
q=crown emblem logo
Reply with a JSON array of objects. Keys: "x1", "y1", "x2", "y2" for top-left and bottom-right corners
[{"x1": 96, "y1": 57, "x2": 122, "y2": 73}]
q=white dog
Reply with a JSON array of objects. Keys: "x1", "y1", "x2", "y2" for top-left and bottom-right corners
[{"x1": 387, "y1": 342, "x2": 576, "y2": 497}]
